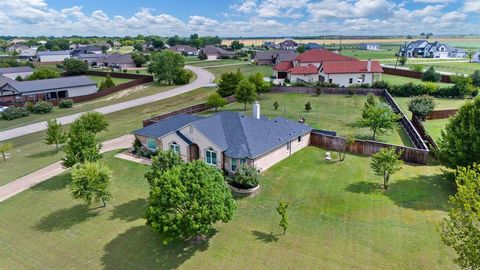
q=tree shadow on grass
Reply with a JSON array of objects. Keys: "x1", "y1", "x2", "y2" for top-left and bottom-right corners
[
  {"x1": 345, "y1": 181, "x2": 383, "y2": 195},
  {"x1": 101, "y1": 226, "x2": 213, "y2": 270},
  {"x1": 34, "y1": 204, "x2": 98, "y2": 232},
  {"x1": 385, "y1": 174, "x2": 456, "y2": 211},
  {"x1": 251, "y1": 230, "x2": 280, "y2": 243},
  {"x1": 110, "y1": 198, "x2": 146, "y2": 222},
  {"x1": 31, "y1": 173, "x2": 70, "y2": 192},
  {"x1": 27, "y1": 149, "x2": 61, "y2": 159}
]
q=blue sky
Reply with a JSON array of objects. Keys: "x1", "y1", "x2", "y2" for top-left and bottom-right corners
[{"x1": 0, "y1": 0, "x2": 479, "y2": 37}]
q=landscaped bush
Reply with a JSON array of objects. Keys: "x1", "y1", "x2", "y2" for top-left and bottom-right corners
[
  {"x1": 408, "y1": 95, "x2": 435, "y2": 120},
  {"x1": 58, "y1": 99, "x2": 74, "y2": 109},
  {"x1": 32, "y1": 101, "x2": 53, "y2": 114},
  {"x1": 410, "y1": 64, "x2": 424, "y2": 72},
  {"x1": 173, "y1": 70, "x2": 193, "y2": 85},
  {"x1": 315, "y1": 82, "x2": 339, "y2": 88},
  {"x1": 349, "y1": 83, "x2": 371, "y2": 89},
  {"x1": 23, "y1": 101, "x2": 34, "y2": 112},
  {"x1": 229, "y1": 164, "x2": 259, "y2": 189},
  {"x1": 422, "y1": 67, "x2": 441, "y2": 82},
  {"x1": 1, "y1": 107, "x2": 30, "y2": 120}
]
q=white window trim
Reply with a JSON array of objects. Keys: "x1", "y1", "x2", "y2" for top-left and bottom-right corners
[
  {"x1": 205, "y1": 148, "x2": 217, "y2": 166},
  {"x1": 169, "y1": 142, "x2": 180, "y2": 155}
]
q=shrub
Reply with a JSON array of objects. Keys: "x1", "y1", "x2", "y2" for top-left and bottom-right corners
[
  {"x1": 1, "y1": 107, "x2": 30, "y2": 120},
  {"x1": 422, "y1": 66, "x2": 441, "y2": 82},
  {"x1": 410, "y1": 64, "x2": 424, "y2": 72},
  {"x1": 273, "y1": 101, "x2": 279, "y2": 110},
  {"x1": 58, "y1": 99, "x2": 74, "y2": 109},
  {"x1": 371, "y1": 80, "x2": 390, "y2": 90},
  {"x1": 305, "y1": 101, "x2": 312, "y2": 112},
  {"x1": 23, "y1": 101, "x2": 34, "y2": 112},
  {"x1": 422, "y1": 82, "x2": 439, "y2": 95},
  {"x1": 105, "y1": 73, "x2": 115, "y2": 88},
  {"x1": 32, "y1": 101, "x2": 53, "y2": 114},
  {"x1": 123, "y1": 69, "x2": 127, "y2": 73},
  {"x1": 229, "y1": 165, "x2": 259, "y2": 189},
  {"x1": 408, "y1": 95, "x2": 435, "y2": 119},
  {"x1": 173, "y1": 70, "x2": 193, "y2": 85}
]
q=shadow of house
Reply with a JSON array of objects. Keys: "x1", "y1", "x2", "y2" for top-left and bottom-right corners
[
  {"x1": 101, "y1": 226, "x2": 212, "y2": 270},
  {"x1": 110, "y1": 198, "x2": 147, "y2": 222},
  {"x1": 385, "y1": 174, "x2": 455, "y2": 211},
  {"x1": 251, "y1": 230, "x2": 280, "y2": 243},
  {"x1": 34, "y1": 204, "x2": 98, "y2": 232}
]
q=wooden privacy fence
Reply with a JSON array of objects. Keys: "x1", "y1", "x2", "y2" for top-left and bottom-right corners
[
  {"x1": 411, "y1": 115, "x2": 438, "y2": 150},
  {"x1": 382, "y1": 67, "x2": 452, "y2": 83},
  {"x1": 143, "y1": 96, "x2": 236, "y2": 127},
  {"x1": 426, "y1": 109, "x2": 458, "y2": 120},
  {"x1": 310, "y1": 131, "x2": 430, "y2": 164},
  {"x1": 271, "y1": 86, "x2": 384, "y2": 95}
]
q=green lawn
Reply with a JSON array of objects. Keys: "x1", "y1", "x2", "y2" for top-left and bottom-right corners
[
  {"x1": 207, "y1": 93, "x2": 413, "y2": 146},
  {"x1": 393, "y1": 97, "x2": 466, "y2": 118},
  {"x1": 207, "y1": 64, "x2": 273, "y2": 82},
  {"x1": 187, "y1": 59, "x2": 250, "y2": 67},
  {"x1": 339, "y1": 49, "x2": 398, "y2": 60},
  {"x1": 0, "y1": 88, "x2": 214, "y2": 185},
  {"x1": 0, "y1": 147, "x2": 457, "y2": 269},
  {"x1": 377, "y1": 74, "x2": 453, "y2": 87},
  {"x1": 88, "y1": 76, "x2": 133, "y2": 86},
  {"x1": 424, "y1": 119, "x2": 450, "y2": 142},
  {"x1": 0, "y1": 82, "x2": 180, "y2": 131},
  {"x1": 108, "y1": 46, "x2": 134, "y2": 54}
]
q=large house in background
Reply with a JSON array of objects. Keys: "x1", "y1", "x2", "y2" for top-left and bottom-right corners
[
  {"x1": 94, "y1": 53, "x2": 136, "y2": 69},
  {"x1": 37, "y1": 50, "x2": 71, "y2": 62},
  {"x1": 0, "y1": 76, "x2": 97, "y2": 103},
  {"x1": 133, "y1": 103, "x2": 313, "y2": 173},
  {"x1": 472, "y1": 52, "x2": 480, "y2": 63},
  {"x1": 276, "y1": 39, "x2": 299, "y2": 50},
  {"x1": 169, "y1": 45, "x2": 199, "y2": 56},
  {"x1": 399, "y1": 40, "x2": 467, "y2": 59},
  {"x1": 200, "y1": 45, "x2": 235, "y2": 60},
  {"x1": 253, "y1": 50, "x2": 297, "y2": 65},
  {"x1": 273, "y1": 49, "x2": 383, "y2": 86}
]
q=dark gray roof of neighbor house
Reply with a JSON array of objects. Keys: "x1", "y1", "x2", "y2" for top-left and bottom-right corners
[
  {"x1": 135, "y1": 111, "x2": 312, "y2": 159},
  {"x1": 133, "y1": 114, "x2": 203, "y2": 138},
  {"x1": 97, "y1": 53, "x2": 135, "y2": 64},
  {"x1": 0, "y1": 75, "x2": 14, "y2": 88},
  {"x1": 2, "y1": 76, "x2": 96, "y2": 93},
  {"x1": 202, "y1": 45, "x2": 235, "y2": 56},
  {"x1": 77, "y1": 53, "x2": 106, "y2": 59},
  {"x1": 254, "y1": 50, "x2": 297, "y2": 61},
  {"x1": 37, "y1": 50, "x2": 71, "y2": 56},
  {"x1": 170, "y1": 45, "x2": 198, "y2": 53},
  {"x1": 0, "y1": 66, "x2": 33, "y2": 74},
  {"x1": 71, "y1": 46, "x2": 102, "y2": 56}
]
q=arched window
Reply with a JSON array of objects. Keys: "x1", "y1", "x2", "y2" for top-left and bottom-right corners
[
  {"x1": 205, "y1": 148, "x2": 217, "y2": 166},
  {"x1": 169, "y1": 142, "x2": 180, "y2": 155}
]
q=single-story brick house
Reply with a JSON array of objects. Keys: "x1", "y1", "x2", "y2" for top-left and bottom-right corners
[
  {"x1": 94, "y1": 53, "x2": 136, "y2": 69},
  {"x1": 0, "y1": 67, "x2": 33, "y2": 80},
  {"x1": 169, "y1": 45, "x2": 199, "y2": 56},
  {"x1": 200, "y1": 45, "x2": 235, "y2": 60},
  {"x1": 133, "y1": 103, "x2": 312, "y2": 173},
  {"x1": 253, "y1": 50, "x2": 297, "y2": 65},
  {"x1": 0, "y1": 76, "x2": 97, "y2": 103}
]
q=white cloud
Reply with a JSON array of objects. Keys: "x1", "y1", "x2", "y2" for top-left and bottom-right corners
[
  {"x1": 231, "y1": 0, "x2": 257, "y2": 13},
  {"x1": 413, "y1": 0, "x2": 454, "y2": 3},
  {"x1": 463, "y1": 0, "x2": 480, "y2": 12},
  {"x1": 308, "y1": 0, "x2": 396, "y2": 20}
]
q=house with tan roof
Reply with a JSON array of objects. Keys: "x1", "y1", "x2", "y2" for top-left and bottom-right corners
[{"x1": 273, "y1": 49, "x2": 383, "y2": 86}]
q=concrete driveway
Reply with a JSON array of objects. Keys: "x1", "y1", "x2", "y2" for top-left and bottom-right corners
[{"x1": 0, "y1": 66, "x2": 214, "y2": 141}]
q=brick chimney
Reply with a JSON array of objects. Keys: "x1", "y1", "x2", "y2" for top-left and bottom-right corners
[{"x1": 367, "y1": 58, "x2": 372, "y2": 72}]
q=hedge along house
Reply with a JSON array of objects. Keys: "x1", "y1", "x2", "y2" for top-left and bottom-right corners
[
  {"x1": 0, "y1": 76, "x2": 97, "y2": 103},
  {"x1": 133, "y1": 102, "x2": 313, "y2": 173}
]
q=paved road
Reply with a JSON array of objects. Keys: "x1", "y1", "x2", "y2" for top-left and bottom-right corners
[
  {"x1": 0, "y1": 135, "x2": 134, "y2": 203},
  {"x1": 0, "y1": 66, "x2": 214, "y2": 141}
]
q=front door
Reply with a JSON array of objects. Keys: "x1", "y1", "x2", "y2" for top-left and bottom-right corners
[{"x1": 189, "y1": 144, "x2": 200, "y2": 161}]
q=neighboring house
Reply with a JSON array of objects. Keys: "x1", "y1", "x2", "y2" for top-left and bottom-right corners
[
  {"x1": 18, "y1": 47, "x2": 38, "y2": 58},
  {"x1": 0, "y1": 67, "x2": 34, "y2": 79},
  {"x1": 471, "y1": 52, "x2": 480, "y2": 63},
  {"x1": 6, "y1": 44, "x2": 30, "y2": 53},
  {"x1": 273, "y1": 49, "x2": 383, "y2": 86},
  {"x1": 263, "y1": 41, "x2": 275, "y2": 48},
  {"x1": 0, "y1": 76, "x2": 97, "y2": 103},
  {"x1": 253, "y1": 50, "x2": 297, "y2": 65},
  {"x1": 200, "y1": 45, "x2": 235, "y2": 60},
  {"x1": 304, "y1": 43, "x2": 323, "y2": 50},
  {"x1": 76, "y1": 54, "x2": 106, "y2": 65},
  {"x1": 399, "y1": 40, "x2": 466, "y2": 59},
  {"x1": 37, "y1": 50, "x2": 71, "y2": 62},
  {"x1": 359, "y1": 43, "x2": 380, "y2": 50},
  {"x1": 9, "y1": 38, "x2": 27, "y2": 44},
  {"x1": 94, "y1": 53, "x2": 136, "y2": 69},
  {"x1": 133, "y1": 106, "x2": 312, "y2": 172},
  {"x1": 93, "y1": 42, "x2": 112, "y2": 51},
  {"x1": 37, "y1": 40, "x2": 47, "y2": 46},
  {"x1": 169, "y1": 45, "x2": 199, "y2": 56},
  {"x1": 71, "y1": 46, "x2": 103, "y2": 57},
  {"x1": 276, "y1": 39, "x2": 298, "y2": 50}
]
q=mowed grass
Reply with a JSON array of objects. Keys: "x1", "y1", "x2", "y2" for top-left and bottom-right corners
[
  {"x1": 187, "y1": 58, "x2": 249, "y2": 67},
  {"x1": 0, "y1": 147, "x2": 457, "y2": 269},
  {"x1": 206, "y1": 93, "x2": 413, "y2": 146},
  {"x1": 207, "y1": 64, "x2": 273, "y2": 82},
  {"x1": 339, "y1": 48, "x2": 398, "y2": 60},
  {"x1": 393, "y1": 97, "x2": 466, "y2": 118},
  {"x1": 88, "y1": 75, "x2": 133, "y2": 86},
  {"x1": 0, "y1": 88, "x2": 214, "y2": 185},
  {"x1": 377, "y1": 74, "x2": 453, "y2": 87},
  {"x1": 424, "y1": 119, "x2": 450, "y2": 142}
]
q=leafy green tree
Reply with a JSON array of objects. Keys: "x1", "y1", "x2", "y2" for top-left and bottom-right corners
[
  {"x1": 62, "y1": 121, "x2": 102, "y2": 168},
  {"x1": 438, "y1": 98, "x2": 480, "y2": 169},
  {"x1": 422, "y1": 66, "x2": 441, "y2": 82},
  {"x1": 99, "y1": 80, "x2": 107, "y2": 91},
  {"x1": 370, "y1": 147, "x2": 403, "y2": 189},
  {"x1": 441, "y1": 164, "x2": 480, "y2": 270},
  {"x1": 276, "y1": 201, "x2": 289, "y2": 235},
  {"x1": 207, "y1": 92, "x2": 227, "y2": 112},
  {"x1": 146, "y1": 161, "x2": 236, "y2": 244},
  {"x1": 70, "y1": 161, "x2": 112, "y2": 207},
  {"x1": 148, "y1": 51, "x2": 185, "y2": 85},
  {"x1": 218, "y1": 70, "x2": 243, "y2": 97},
  {"x1": 470, "y1": 70, "x2": 480, "y2": 87},
  {"x1": 399, "y1": 56, "x2": 407, "y2": 66},
  {"x1": 451, "y1": 75, "x2": 476, "y2": 97},
  {"x1": 274, "y1": 101, "x2": 279, "y2": 110},
  {"x1": 296, "y1": 45, "x2": 306, "y2": 53},
  {"x1": 366, "y1": 93, "x2": 378, "y2": 107},
  {"x1": 230, "y1": 40, "x2": 244, "y2": 51},
  {"x1": 235, "y1": 79, "x2": 257, "y2": 111},
  {"x1": 145, "y1": 150, "x2": 184, "y2": 186},
  {"x1": 132, "y1": 53, "x2": 147, "y2": 67},
  {"x1": 249, "y1": 72, "x2": 271, "y2": 98},
  {"x1": 408, "y1": 95, "x2": 435, "y2": 120},
  {"x1": 64, "y1": 58, "x2": 89, "y2": 75},
  {"x1": 45, "y1": 119, "x2": 67, "y2": 152},
  {"x1": 0, "y1": 142, "x2": 13, "y2": 162},
  {"x1": 77, "y1": 112, "x2": 109, "y2": 134},
  {"x1": 27, "y1": 68, "x2": 60, "y2": 80},
  {"x1": 305, "y1": 101, "x2": 312, "y2": 112},
  {"x1": 105, "y1": 73, "x2": 115, "y2": 88},
  {"x1": 361, "y1": 103, "x2": 401, "y2": 140},
  {"x1": 410, "y1": 64, "x2": 424, "y2": 72},
  {"x1": 339, "y1": 134, "x2": 355, "y2": 161}
]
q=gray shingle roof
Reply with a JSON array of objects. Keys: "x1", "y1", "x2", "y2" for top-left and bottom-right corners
[
  {"x1": 0, "y1": 66, "x2": 33, "y2": 74},
  {"x1": 97, "y1": 53, "x2": 135, "y2": 64},
  {"x1": 2, "y1": 76, "x2": 96, "y2": 93},
  {"x1": 37, "y1": 50, "x2": 71, "y2": 56},
  {"x1": 134, "y1": 111, "x2": 312, "y2": 159}
]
